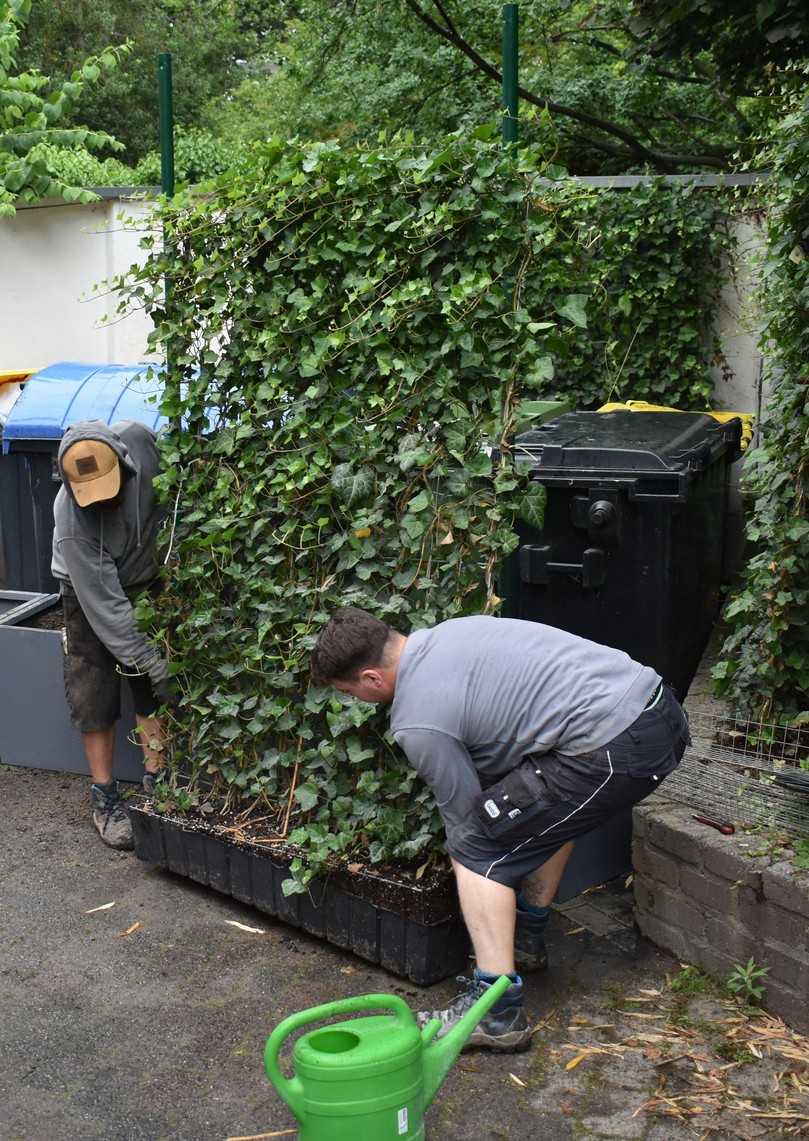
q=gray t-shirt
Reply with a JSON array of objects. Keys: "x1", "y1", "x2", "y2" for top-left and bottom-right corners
[{"x1": 389, "y1": 616, "x2": 660, "y2": 843}]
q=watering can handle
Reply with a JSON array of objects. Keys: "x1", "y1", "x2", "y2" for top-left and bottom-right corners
[{"x1": 264, "y1": 993, "x2": 414, "y2": 1116}]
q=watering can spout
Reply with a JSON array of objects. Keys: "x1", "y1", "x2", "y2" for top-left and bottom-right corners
[{"x1": 421, "y1": 975, "x2": 512, "y2": 1107}]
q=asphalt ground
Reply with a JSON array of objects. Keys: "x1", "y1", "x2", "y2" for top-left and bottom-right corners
[{"x1": 2, "y1": 763, "x2": 806, "y2": 1141}]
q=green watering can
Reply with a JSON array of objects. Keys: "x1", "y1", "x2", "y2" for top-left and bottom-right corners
[{"x1": 264, "y1": 976, "x2": 511, "y2": 1140}]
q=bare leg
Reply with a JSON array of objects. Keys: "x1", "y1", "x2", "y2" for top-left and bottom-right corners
[
  {"x1": 452, "y1": 859, "x2": 517, "y2": 975},
  {"x1": 82, "y1": 728, "x2": 115, "y2": 784},
  {"x1": 135, "y1": 714, "x2": 164, "y2": 775},
  {"x1": 520, "y1": 841, "x2": 574, "y2": 907}
]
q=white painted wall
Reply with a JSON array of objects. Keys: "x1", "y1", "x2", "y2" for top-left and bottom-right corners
[
  {"x1": 0, "y1": 193, "x2": 157, "y2": 369},
  {"x1": 709, "y1": 216, "x2": 767, "y2": 427}
]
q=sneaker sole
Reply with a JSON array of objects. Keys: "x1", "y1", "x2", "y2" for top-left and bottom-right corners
[{"x1": 464, "y1": 1027, "x2": 533, "y2": 1053}]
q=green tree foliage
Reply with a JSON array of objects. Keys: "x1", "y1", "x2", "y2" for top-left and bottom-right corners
[
  {"x1": 134, "y1": 126, "x2": 242, "y2": 186},
  {"x1": 209, "y1": 0, "x2": 787, "y2": 173},
  {"x1": 631, "y1": 0, "x2": 809, "y2": 93},
  {"x1": 16, "y1": 0, "x2": 259, "y2": 163},
  {"x1": 117, "y1": 133, "x2": 728, "y2": 880},
  {"x1": 714, "y1": 70, "x2": 809, "y2": 720},
  {"x1": 0, "y1": 0, "x2": 126, "y2": 215}
]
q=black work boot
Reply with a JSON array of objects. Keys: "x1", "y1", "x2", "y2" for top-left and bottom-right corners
[
  {"x1": 90, "y1": 781, "x2": 133, "y2": 850},
  {"x1": 416, "y1": 972, "x2": 531, "y2": 1053},
  {"x1": 514, "y1": 895, "x2": 550, "y2": 972}
]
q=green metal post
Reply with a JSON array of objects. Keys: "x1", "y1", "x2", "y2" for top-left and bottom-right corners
[
  {"x1": 158, "y1": 52, "x2": 176, "y2": 424},
  {"x1": 158, "y1": 52, "x2": 175, "y2": 197},
  {"x1": 502, "y1": 4, "x2": 519, "y2": 145}
]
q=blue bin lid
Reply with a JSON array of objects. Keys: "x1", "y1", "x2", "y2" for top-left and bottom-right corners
[{"x1": 2, "y1": 362, "x2": 167, "y2": 454}]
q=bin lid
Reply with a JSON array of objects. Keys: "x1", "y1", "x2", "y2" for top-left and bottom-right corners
[
  {"x1": 2, "y1": 362, "x2": 167, "y2": 454},
  {"x1": 514, "y1": 411, "x2": 742, "y2": 480}
]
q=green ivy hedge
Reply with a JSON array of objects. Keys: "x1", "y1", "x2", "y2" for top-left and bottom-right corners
[
  {"x1": 714, "y1": 74, "x2": 809, "y2": 722},
  {"x1": 120, "y1": 131, "x2": 730, "y2": 886}
]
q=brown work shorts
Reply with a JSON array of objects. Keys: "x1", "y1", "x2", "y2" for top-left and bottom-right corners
[{"x1": 62, "y1": 593, "x2": 158, "y2": 732}]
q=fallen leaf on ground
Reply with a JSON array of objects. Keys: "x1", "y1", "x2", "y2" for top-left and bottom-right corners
[
  {"x1": 565, "y1": 1052, "x2": 589, "y2": 1071},
  {"x1": 559, "y1": 1102, "x2": 574, "y2": 1115},
  {"x1": 118, "y1": 922, "x2": 141, "y2": 937},
  {"x1": 509, "y1": 1073, "x2": 527, "y2": 1088},
  {"x1": 226, "y1": 1131, "x2": 296, "y2": 1140},
  {"x1": 346, "y1": 863, "x2": 362, "y2": 874},
  {"x1": 84, "y1": 901, "x2": 116, "y2": 914},
  {"x1": 415, "y1": 861, "x2": 429, "y2": 881},
  {"x1": 340, "y1": 966, "x2": 356, "y2": 975},
  {"x1": 565, "y1": 926, "x2": 586, "y2": 936},
  {"x1": 225, "y1": 920, "x2": 266, "y2": 935}
]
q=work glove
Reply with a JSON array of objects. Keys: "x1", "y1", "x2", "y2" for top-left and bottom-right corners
[{"x1": 153, "y1": 674, "x2": 180, "y2": 712}]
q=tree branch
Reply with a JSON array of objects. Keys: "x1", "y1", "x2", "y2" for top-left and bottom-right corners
[
  {"x1": 402, "y1": 0, "x2": 704, "y2": 172},
  {"x1": 548, "y1": 31, "x2": 708, "y2": 85},
  {"x1": 568, "y1": 132, "x2": 729, "y2": 170}
]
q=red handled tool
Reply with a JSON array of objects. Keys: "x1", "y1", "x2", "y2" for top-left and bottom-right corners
[{"x1": 692, "y1": 815, "x2": 734, "y2": 835}]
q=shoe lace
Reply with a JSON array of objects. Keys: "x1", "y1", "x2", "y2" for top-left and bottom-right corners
[
  {"x1": 96, "y1": 793, "x2": 128, "y2": 825},
  {"x1": 429, "y1": 976, "x2": 486, "y2": 1027},
  {"x1": 108, "y1": 801, "x2": 129, "y2": 824}
]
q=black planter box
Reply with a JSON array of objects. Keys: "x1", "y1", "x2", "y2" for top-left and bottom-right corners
[{"x1": 129, "y1": 804, "x2": 470, "y2": 986}]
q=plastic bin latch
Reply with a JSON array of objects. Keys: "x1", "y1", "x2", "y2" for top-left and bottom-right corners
[
  {"x1": 572, "y1": 490, "x2": 621, "y2": 546},
  {"x1": 519, "y1": 544, "x2": 607, "y2": 590}
]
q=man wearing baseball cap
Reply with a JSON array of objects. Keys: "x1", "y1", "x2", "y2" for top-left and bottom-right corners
[{"x1": 53, "y1": 420, "x2": 172, "y2": 849}]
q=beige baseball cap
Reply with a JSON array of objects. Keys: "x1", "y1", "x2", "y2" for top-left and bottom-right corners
[{"x1": 61, "y1": 439, "x2": 121, "y2": 506}]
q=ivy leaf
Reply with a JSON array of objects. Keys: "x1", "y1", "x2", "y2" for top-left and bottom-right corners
[
  {"x1": 331, "y1": 464, "x2": 374, "y2": 505},
  {"x1": 516, "y1": 483, "x2": 546, "y2": 530},
  {"x1": 295, "y1": 783, "x2": 319, "y2": 811},
  {"x1": 524, "y1": 355, "x2": 555, "y2": 388},
  {"x1": 555, "y1": 294, "x2": 588, "y2": 328}
]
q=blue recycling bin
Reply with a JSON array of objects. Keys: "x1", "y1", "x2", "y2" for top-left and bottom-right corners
[{"x1": 0, "y1": 362, "x2": 167, "y2": 592}]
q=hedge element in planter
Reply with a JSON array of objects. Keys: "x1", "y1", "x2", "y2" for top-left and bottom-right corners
[{"x1": 119, "y1": 131, "x2": 729, "y2": 888}]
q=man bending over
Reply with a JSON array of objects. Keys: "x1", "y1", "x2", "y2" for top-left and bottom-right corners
[{"x1": 311, "y1": 607, "x2": 689, "y2": 1053}]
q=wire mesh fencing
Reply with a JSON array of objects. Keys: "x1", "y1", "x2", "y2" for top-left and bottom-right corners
[{"x1": 663, "y1": 711, "x2": 809, "y2": 839}]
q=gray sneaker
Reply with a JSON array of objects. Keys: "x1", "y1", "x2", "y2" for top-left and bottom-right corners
[
  {"x1": 90, "y1": 782, "x2": 134, "y2": 850},
  {"x1": 417, "y1": 974, "x2": 532, "y2": 1053}
]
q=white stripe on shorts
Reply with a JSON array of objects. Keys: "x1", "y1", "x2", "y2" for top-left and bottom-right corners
[{"x1": 484, "y1": 749, "x2": 615, "y2": 879}]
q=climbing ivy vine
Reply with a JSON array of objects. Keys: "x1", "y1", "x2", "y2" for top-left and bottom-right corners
[
  {"x1": 120, "y1": 130, "x2": 729, "y2": 884},
  {"x1": 714, "y1": 71, "x2": 809, "y2": 721}
]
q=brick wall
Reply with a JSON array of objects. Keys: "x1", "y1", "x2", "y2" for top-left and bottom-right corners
[{"x1": 633, "y1": 796, "x2": 809, "y2": 1033}]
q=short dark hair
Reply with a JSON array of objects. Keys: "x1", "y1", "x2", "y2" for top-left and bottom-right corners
[{"x1": 311, "y1": 607, "x2": 393, "y2": 685}]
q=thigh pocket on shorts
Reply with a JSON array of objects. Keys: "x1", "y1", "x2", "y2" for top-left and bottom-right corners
[{"x1": 475, "y1": 759, "x2": 554, "y2": 841}]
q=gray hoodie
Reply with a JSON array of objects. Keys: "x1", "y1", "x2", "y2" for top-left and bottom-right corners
[{"x1": 52, "y1": 420, "x2": 168, "y2": 686}]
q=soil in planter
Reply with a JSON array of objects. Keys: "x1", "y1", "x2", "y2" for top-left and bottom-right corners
[{"x1": 21, "y1": 604, "x2": 64, "y2": 631}]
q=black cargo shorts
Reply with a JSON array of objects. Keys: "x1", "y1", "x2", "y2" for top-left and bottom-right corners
[
  {"x1": 451, "y1": 684, "x2": 690, "y2": 888},
  {"x1": 62, "y1": 592, "x2": 158, "y2": 732}
]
